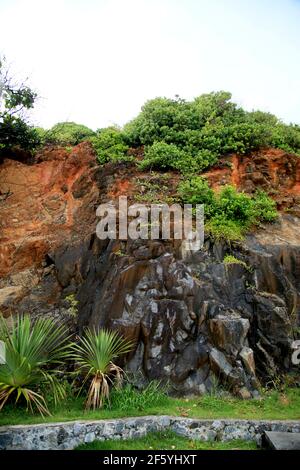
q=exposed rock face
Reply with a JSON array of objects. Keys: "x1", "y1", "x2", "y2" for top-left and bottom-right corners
[
  {"x1": 205, "y1": 148, "x2": 300, "y2": 213},
  {"x1": 0, "y1": 142, "x2": 99, "y2": 278},
  {"x1": 0, "y1": 144, "x2": 299, "y2": 396}
]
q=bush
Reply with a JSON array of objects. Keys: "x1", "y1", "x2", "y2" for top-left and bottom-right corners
[
  {"x1": 177, "y1": 176, "x2": 216, "y2": 216},
  {"x1": 139, "y1": 141, "x2": 187, "y2": 171},
  {"x1": 124, "y1": 97, "x2": 180, "y2": 146},
  {"x1": 178, "y1": 176, "x2": 277, "y2": 240},
  {"x1": 90, "y1": 126, "x2": 130, "y2": 164},
  {"x1": 216, "y1": 185, "x2": 255, "y2": 223},
  {"x1": 270, "y1": 123, "x2": 300, "y2": 155},
  {"x1": 183, "y1": 149, "x2": 218, "y2": 172},
  {"x1": 124, "y1": 91, "x2": 300, "y2": 174},
  {"x1": 45, "y1": 122, "x2": 95, "y2": 145},
  {"x1": 139, "y1": 142, "x2": 217, "y2": 173},
  {"x1": 219, "y1": 122, "x2": 271, "y2": 154},
  {"x1": 206, "y1": 215, "x2": 245, "y2": 242},
  {"x1": 252, "y1": 190, "x2": 278, "y2": 222}
]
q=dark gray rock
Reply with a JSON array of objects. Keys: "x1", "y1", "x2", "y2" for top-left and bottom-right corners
[{"x1": 264, "y1": 431, "x2": 300, "y2": 450}]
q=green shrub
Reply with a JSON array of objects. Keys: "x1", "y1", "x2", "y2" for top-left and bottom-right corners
[
  {"x1": 221, "y1": 122, "x2": 271, "y2": 154},
  {"x1": 90, "y1": 126, "x2": 130, "y2": 164},
  {"x1": 216, "y1": 185, "x2": 255, "y2": 223},
  {"x1": 139, "y1": 141, "x2": 187, "y2": 171},
  {"x1": 46, "y1": 122, "x2": 95, "y2": 145},
  {"x1": 34, "y1": 126, "x2": 47, "y2": 143},
  {"x1": 206, "y1": 215, "x2": 245, "y2": 242},
  {"x1": 177, "y1": 176, "x2": 216, "y2": 216},
  {"x1": 179, "y1": 176, "x2": 277, "y2": 240},
  {"x1": 270, "y1": 123, "x2": 300, "y2": 155},
  {"x1": 247, "y1": 110, "x2": 279, "y2": 125},
  {"x1": 186, "y1": 149, "x2": 218, "y2": 172},
  {"x1": 124, "y1": 97, "x2": 180, "y2": 146},
  {"x1": 252, "y1": 190, "x2": 278, "y2": 222},
  {"x1": 124, "y1": 91, "x2": 300, "y2": 174},
  {"x1": 139, "y1": 141, "x2": 217, "y2": 173}
]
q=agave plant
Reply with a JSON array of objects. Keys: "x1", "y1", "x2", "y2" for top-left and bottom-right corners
[
  {"x1": 0, "y1": 314, "x2": 70, "y2": 415},
  {"x1": 71, "y1": 329, "x2": 133, "y2": 410}
]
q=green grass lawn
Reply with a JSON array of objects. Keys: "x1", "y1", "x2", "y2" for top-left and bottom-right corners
[
  {"x1": 75, "y1": 430, "x2": 258, "y2": 450},
  {"x1": 1, "y1": 387, "x2": 300, "y2": 427}
]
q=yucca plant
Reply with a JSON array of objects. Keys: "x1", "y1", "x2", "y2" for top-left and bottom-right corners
[
  {"x1": 0, "y1": 314, "x2": 70, "y2": 415},
  {"x1": 71, "y1": 329, "x2": 133, "y2": 410}
]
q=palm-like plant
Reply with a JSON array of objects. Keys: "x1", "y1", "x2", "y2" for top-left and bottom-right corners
[
  {"x1": 0, "y1": 315, "x2": 70, "y2": 415},
  {"x1": 71, "y1": 329, "x2": 133, "y2": 410}
]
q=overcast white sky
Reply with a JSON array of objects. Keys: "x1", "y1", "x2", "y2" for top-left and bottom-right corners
[{"x1": 1, "y1": 0, "x2": 300, "y2": 130}]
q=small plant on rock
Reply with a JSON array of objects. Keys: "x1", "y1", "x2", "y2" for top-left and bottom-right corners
[
  {"x1": 223, "y1": 254, "x2": 250, "y2": 270},
  {"x1": 65, "y1": 294, "x2": 79, "y2": 318}
]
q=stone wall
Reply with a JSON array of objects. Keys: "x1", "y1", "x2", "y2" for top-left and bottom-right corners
[{"x1": 1, "y1": 416, "x2": 300, "y2": 450}]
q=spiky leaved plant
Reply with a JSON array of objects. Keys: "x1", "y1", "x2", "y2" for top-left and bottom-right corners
[
  {"x1": 0, "y1": 314, "x2": 70, "y2": 415},
  {"x1": 71, "y1": 329, "x2": 133, "y2": 410}
]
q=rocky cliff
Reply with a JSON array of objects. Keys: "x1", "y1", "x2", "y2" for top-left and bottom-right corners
[{"x1": 0, "y1": 143, "x2": 299, "y2": 397}]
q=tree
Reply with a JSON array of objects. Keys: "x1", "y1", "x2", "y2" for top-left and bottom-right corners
[{"x1": 0, "y1": 57, "x2": 40, "y2": 153}]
